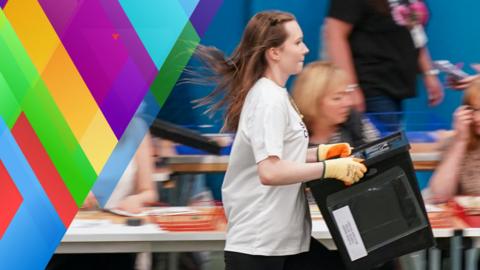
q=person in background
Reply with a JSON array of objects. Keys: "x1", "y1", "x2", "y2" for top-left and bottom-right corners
[
  {"x1": 47, "y1": 132, "x2": 158, "y2": 270},
  {"x1": 195, "y1": 10, "x2": 366, "y2": 270},
  {"x1": 292, "y1": 61, "x2": 380, "y2": 148},
  {"x1": 83, "y1": 132, "x2": 158, "y2": 214},
  {"x1": 324, "y1": 0, "x2": 443, "y2": 133},
  {"x1": 427, "y1": 78, "x2": 480, "y2": 203}
]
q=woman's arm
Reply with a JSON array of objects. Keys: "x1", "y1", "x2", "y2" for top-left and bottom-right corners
[
  {"x1": 117, "y1": 133, "x2": 158, "y2": 213},
  {"x1": 133, "y1": 132, "x2": 159, "y2": 203},
  {"x1": 324, "y1": 18, "x2": 365, "y2": 112},
  {"x1": 306, "y1": 147, "x2": 318, "y2": 163},
  {"x1": 428, "y1": 106, "x2": 472, "y2": 202},
  {"x1": 259, "y1": 156, "x2": 325, "y2": 185},
  {"x1": 258, "y1": 156, "x2": 366, "y2": 186},
  {"x1": 418, "y1": 47, "x2": 444, "y2": 106},
  {"x1": 428, "y1": 140, "x2": 467, "y2": 202},
  {"x1": 324, "y1": 18, "x2": 356, "y2": 84}
]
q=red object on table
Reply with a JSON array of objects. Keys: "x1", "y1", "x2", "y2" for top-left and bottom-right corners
[
  {"x1": 149, "y1": 207, "x2": 226, "y2": 232},
  {"x1": 451, "y1": 198, "x2": 480, "y2": 228}
]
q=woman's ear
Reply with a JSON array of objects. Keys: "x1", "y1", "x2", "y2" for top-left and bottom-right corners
[{"x1": 266, "y1": 47, "x2": 281, "y2": 62}]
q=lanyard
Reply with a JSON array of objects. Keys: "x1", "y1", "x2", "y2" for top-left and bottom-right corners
[
  {"x1": 288, "y1": 95, "x2": 304, "y2": 120},
  {"x1": 386, "y1": 0, "x2": 427, "y2": 48}
]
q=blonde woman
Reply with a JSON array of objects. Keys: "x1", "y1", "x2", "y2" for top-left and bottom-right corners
[
  {"x1": 292, "y1": 61, "x2": 380, "y2": 148},
  {"x1": 292, "y1": 61, "x2": 402, "y2": 270}
]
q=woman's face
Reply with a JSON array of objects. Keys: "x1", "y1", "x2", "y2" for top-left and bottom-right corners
[
  {"x1": 469, "y1": 97, "x2": 480, "y2": 135},
  {"x1": 277, "y1": 21, "x2": 309, "y2": 76},
  {"x1": 319, "y1": 83, "x2": 353, "y2": 126}
]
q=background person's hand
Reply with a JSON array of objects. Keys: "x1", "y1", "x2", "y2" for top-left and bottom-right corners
[
  {"x1": 424, "y1": 74, "x2": 444, "y2": 106},
  {"x1": 351, "y1": 87, "x2": 366, "y2": 112},
  {"x1": 453, "y1": 105, "x2": 473, "y2": 142},
  {"x1": 323, "y1": 157, "x2": 367, "y2": 185}
]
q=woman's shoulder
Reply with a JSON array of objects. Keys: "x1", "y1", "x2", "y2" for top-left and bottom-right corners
[
  {"x1": 252, "y1": 77, "x2": 286, "y2": 93},
  {"x1": 248, "y1": 78, "x2": 288, "y2": 105}
]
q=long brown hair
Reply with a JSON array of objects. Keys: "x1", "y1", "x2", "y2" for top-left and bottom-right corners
[
  {"x1": 194, "y1": 11, "x2": 296, "y2": 132},
  {"x1": 463, "y1": 78, "x2": 480, "y2": 150}
]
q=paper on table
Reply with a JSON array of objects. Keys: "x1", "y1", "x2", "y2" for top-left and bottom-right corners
[
  {"x1": 69, "y1": 219, "x2": 112, "y2": 229},
  {"x1": 145, "y1": 207, "x2": 202, "y2": 216},
  {"x1": 455, "y1": 196, "x2": 480, "y2": 209},
  {"x1": 105, "y1": 208, "x2": 148, "y2": 217},
  {"x1": 69, "y1": 219, "x2": 163, "y2": 234},
  {"x1": 424, "y1": 204, "x2": 444, "y2": 213},
  {"x1": 105, "y1": 207, "x2": 204, "y2": 217}
]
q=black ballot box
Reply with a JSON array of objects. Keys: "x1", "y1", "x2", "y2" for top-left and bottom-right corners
[{"x1": 307, "y1": 131, "x2": 434, "y2": 270}]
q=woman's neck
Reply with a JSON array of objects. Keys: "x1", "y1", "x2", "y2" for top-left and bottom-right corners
[
  {"x1": 309, "y1": 121, "x2": 337, "y2": 144},
  {"x1": 264, "y1": 67, "x2": 288, "y2": 87}
]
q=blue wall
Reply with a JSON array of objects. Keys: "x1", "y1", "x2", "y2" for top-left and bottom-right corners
[
  {"x1": 161, "y1": 0, "x2": 480, "y2": 132},
  {"x1": 159, "y1": 1, "x2": 480, "y2": 193},
  {"x1": 160, "y1": 0, "x2": 480, "y2": 195},
  {"x1": 404, "y1": 0, "x2": 480, "y2": 131}
]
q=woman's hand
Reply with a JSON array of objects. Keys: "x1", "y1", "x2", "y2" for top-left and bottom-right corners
[
  {"x1": 351, "y1": 87, "x2": 366, "y2": 112},
  {"x1": 317, "y1": 143, "x2": 352, "y2": 161},
  {"x1": 323, "y1": 157, "x2": 367, "y2": 185},
  {"x1": 453, "y1": 105, "x2": 473, "y2": 142}
]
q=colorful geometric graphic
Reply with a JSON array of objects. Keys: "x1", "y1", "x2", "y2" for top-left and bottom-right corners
[
  {"x1": 0, "y1": 0, "x2": 222, "y2": 269},
  {"x1": 0, "y1": 160, "x2": 22, "y2": 240}
]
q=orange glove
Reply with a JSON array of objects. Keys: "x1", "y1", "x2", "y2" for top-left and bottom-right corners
[{"x1": 317, "y1": 143, "x2": 352, "y2": 161}]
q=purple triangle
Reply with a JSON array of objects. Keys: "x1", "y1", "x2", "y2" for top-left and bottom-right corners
[
  {"x1": 1, "y1": 0, "x2": 8, "y2": 9},
  {"x1": 190, "y1": 0, "x2": 223, "y2": 38}
]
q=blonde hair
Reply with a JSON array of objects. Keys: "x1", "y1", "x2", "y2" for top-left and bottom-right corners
[
  {"x1": 291, "y1": 61, "x2": 348, "y2": 129},
  {"x1": 463, "y1": 78, "x2": 480, "y2": 150}
]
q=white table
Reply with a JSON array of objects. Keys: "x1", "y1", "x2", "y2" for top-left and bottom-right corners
[
  {"x1": 57, "y1": 218, "x2": 453, "y2": 254},
  {"x1": 56, "y1": 208, "x2": 466, "y2": 270}
]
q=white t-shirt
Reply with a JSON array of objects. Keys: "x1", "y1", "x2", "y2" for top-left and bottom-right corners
[{"x1": 222, "y1": 77, "x2": 311, "y2": 256}]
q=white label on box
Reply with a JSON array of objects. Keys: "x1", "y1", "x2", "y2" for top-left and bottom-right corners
[{"x1": 332, "y1": 206, "x2": 368, "y2": 261}]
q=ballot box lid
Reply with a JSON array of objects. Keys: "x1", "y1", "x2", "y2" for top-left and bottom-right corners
[{"x1": 351, "y1": 131, "x2": 410, "y2": 166}]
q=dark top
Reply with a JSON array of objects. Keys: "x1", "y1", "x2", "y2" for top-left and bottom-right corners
[
  {"x1": 309, "y1": 110, "x2": 380, "y2": 148},
  {"x1": 328, "y1": 0, "x2": 420, "y2": 99}
]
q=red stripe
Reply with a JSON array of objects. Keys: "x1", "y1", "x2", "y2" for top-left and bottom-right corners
[
  {"x1": 11, "y1": 113, "x2": 78, "y2": 227},
  {"x1": 0, "y1": 161, "x2": 23, "y2": 239}
]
